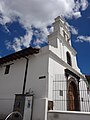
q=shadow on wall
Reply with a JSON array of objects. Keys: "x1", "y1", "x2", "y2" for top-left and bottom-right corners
[
  {"x1": 48, "y1": 111, "x2": 90, "y2": 120},
  {"x1": 0, "y1": 114, "x2": 7, "y2": 120}
]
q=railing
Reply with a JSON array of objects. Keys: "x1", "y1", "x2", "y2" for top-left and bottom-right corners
[{"x1": 52, "y1": 74, "x2": 90, "y2": 112}]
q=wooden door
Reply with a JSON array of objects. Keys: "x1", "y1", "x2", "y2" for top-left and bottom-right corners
[{"x1": 68, "y1": 83, "x2": 75, "y2": 111}]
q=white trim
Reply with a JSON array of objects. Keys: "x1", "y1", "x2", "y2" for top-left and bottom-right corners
[
  {"x1": 49, "y1": 50, "x2": 84, "y2": 79},
  {"x1": 48, "y1": 110, "x2": 90, "y2": 115},
  {"x1": 48, "y1": 31, "x2": 76, "y2": 55}
]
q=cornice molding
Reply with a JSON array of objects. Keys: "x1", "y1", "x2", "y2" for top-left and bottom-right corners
[
  {"x1": 49, "y1": 50, "x2": 85, "y2": 80},
  {"x1": 57, "y1": 32, "x2": 77, "y2": 55},
  {"x1": 48, "y1": 31, "x2": 77, "y2": 55}
]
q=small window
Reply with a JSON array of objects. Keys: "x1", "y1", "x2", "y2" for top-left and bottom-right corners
[
  {"x1": 60, "y1": 90, "x2": 63, "y2": 96},
  {"x1": 48, "y1": 101, "x2": 53, "y2": 110},
  {"x1": 5, "y1": 65, "x2": 10, "y2": 74},
  {"x1": 81, "y1": 98, "x2": 84, "y2": 102},
  {"x1": 63, "y1": 30, "x2": 66, "y2": 38},
  {"x1": 66, "y1": 51, "x2": 72, "y2": 66},
  {"x1": 27, "y1": 100, "x2": 30, "y2": 108},
  {"x1": 87, "y1": 87, "x2": 90, "y2": 94},
  {"x1": 67, "y1": 36, "x2": 70, "y2": 42}
]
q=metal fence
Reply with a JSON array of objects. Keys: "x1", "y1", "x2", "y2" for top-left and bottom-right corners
[{"x1": 53, "y1": 74, "x2": 90, "y2": 112}]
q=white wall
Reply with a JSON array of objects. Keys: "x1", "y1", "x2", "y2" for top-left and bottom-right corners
[
  {"x1": 25, "y1": 48, "x2": 48, "y2": 98},
  {"x1": 25, "y1": 47, "x2": 49, "y2": 120},
  {"x1": 48, "y1": 35, "x2": 89, "y2": 112},
  {"x1": 79, "y1": 79, "x2": 90, "y2": 112},
  {"x1": 0, "y1": 58, "x2": 26, "y2": 115},
  {"x1": 48, "y1": 111, "x2": 90, "y2": 120},
  {"x1": 0, "y1": 46, "x2": 49, "y2": 120},
  {"x1": 32, "y1": 98, "x2": 48, "y2": 120},
  {"x1": 49, "y1": 36, "x2": 80, "y2": 73},
  {"x1": 48, "y1": 32, "x2": 81, "y2": 111},
  {"x1": 64, "y1": 45, "x2": 80, "y2": 72},
  {"x1": 48, "y1": 55, "x2": 67, "y2": 111}
]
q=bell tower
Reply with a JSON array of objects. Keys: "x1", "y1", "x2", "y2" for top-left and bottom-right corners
[
  {"x1": 48, "y1": 16, "x2": 82, "y2": 112},
  {"x1": 53, "y1": 16, "x2": 71, "y2": 44},
  {"x1": 48, "y1": 16, "x2": 80, "y2": 73}
]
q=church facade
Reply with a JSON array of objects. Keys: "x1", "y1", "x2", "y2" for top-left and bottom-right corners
[{"x1": 0, "y1": 16, "x2": 90, "y2": 120}]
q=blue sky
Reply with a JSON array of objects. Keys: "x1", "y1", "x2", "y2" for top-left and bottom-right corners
[{"x1": 0, "y1": 0, "x2": 90, "y2": 75}]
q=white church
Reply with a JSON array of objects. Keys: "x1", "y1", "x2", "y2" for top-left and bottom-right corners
[{"x1": 0, "y1": 16, "x2": 90, "y2": 120}]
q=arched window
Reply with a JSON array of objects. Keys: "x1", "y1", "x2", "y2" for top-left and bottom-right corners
[{"x1": 66, "y1": 52, "x2": 72, "y2": 66}]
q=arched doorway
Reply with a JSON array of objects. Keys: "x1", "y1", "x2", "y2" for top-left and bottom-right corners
[{"x1": 68, "y1": 81, "x2": 80, "y2": 111}]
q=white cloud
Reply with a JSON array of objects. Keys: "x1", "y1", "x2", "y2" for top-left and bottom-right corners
[
  {"x1": 0, "y1": 0, "x2": 89, "y2": 27},
  {"x1": 31, "y1": 27, "x2": 49, "y2": 47},
  {"x1": 67, "y1": 23, "x2": 78, "y2": 35},
  {"x1": 70, "y1": 26, "x2": 78, "y2": 35},
  {"x1": 77, "y1": 35, "x2": 90, "y2": 42},
  {"x1": 88, "y1": 16, "x2": 90, "y2": 19},
  {"x1": 6, "y1": 30, "x2": 33, "y2": 52},
  {"x1": 73, "y1": 0, "x2": 88, "y2": 12},
  {"x1": 73, "y1": 12, "x2": 81, "y2": 19},
  {"x1": 0, "y1": 0, "x2": 16, "y2": 25},
  {"x1": 0, "y1": 0, "x2": 89, "y2": 50},
  {"x1": 80, "y1": 0, "x2": 88, "y2": 11}
]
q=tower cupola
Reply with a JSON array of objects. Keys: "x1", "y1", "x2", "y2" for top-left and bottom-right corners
[{"x1": 53, "y1": 16, "x2": 71, "y2": 43}]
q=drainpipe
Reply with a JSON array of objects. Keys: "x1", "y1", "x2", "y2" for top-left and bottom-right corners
[{"x1": 22, "y1": 56, "x2": 29, "y2": 94}]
